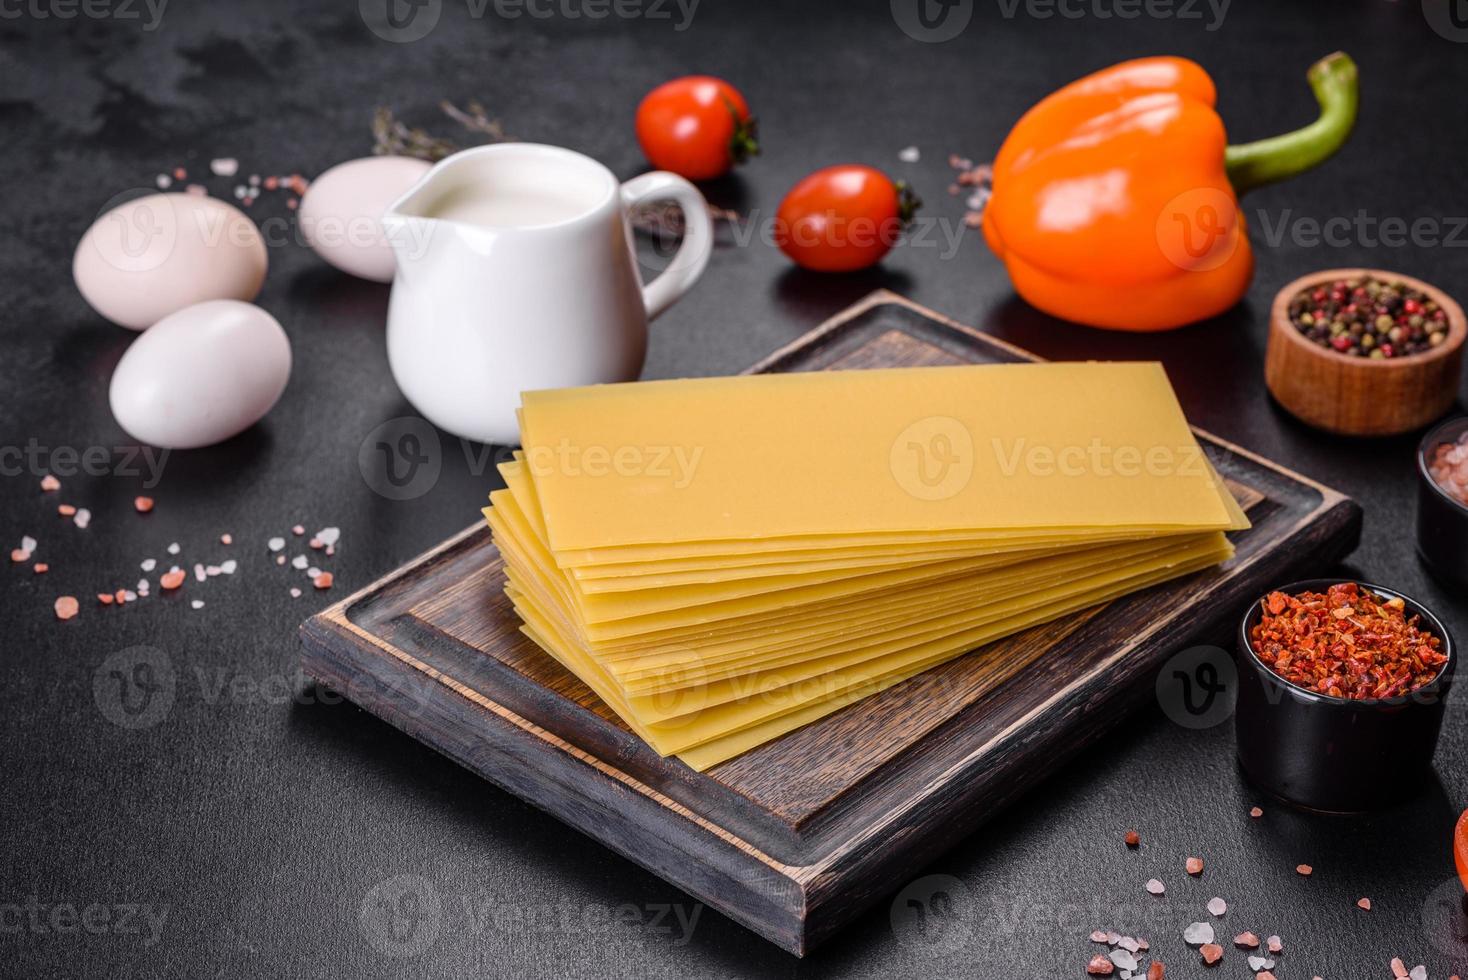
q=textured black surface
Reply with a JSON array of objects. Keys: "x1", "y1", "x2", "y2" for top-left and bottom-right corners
[{"x1": 3, "y1": 1, "x2": 1466, "y2": 976}]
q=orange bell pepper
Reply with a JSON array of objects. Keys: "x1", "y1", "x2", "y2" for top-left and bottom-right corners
[
  {"x1": 1456, "y1": 809, "x2": 1468, "y2": 893},
  {"x1": 983, "y1": 52, "x2": 1358, "y2": 332}
]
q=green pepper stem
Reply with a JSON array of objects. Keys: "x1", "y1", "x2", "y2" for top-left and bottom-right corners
[{"x1": 1225, "y1": 51, "x2": 1358, "y2": 195}]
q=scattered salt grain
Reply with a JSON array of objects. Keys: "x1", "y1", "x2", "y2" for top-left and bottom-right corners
[
  {"x1": 1090, "y1": 930, "x2": 1109, "y2": 943},
  {"x1": 73, "y1": 508, "x2": 91, "y2": 529},
  {"x1": 211, "y1": 158, "x2": 239, "y2": 177},
  {"x1": 40, "y1": 475, "x2": 60, "y2": 492},
  {"x1": 1295, "y1": 865, "x2": 1312, "y2": 877},
  {"x1": 121, "y1": 589, "x2": 137, "y2": 602},
  {"x1": 21, "y1": 536, "x2": 36, "y2": 554},
  {"x1": 167, "y1": 542, "x2": 180, "y2": 555},
  {"x1": 220, "y1": 533, "x2": 233, "y2": 545},
  {"x1": 206, "y1": 565, "x2": 221, "y2": 577},
  {"x1": 220, "y1": 560, "x2": 237, "y2": 575},
  {"x1": 268, "y1": 537, "x2": 286, "y2": 552},
  {"x1": 1118, "y1": 936, "x2": 1139, "y2": 953},
  {"x1": 141, "y1": 558, "x2": 156, "y2": 572},
  {"x1": 160, "y1": 570, "x2": 185, "y2": 590},
  {"x1": 1266, "y1": 936, "x2": 1282, "y2": 954},
  {"x1": 1199, "y1": 943, "x2": 1222, "y2": 965},
  {"x1": 54, "y1": 596, "x2": 79, "y2": 620},
  {"x1": 1182, "y1": 922, "x2": 1214, "y2": 945},
  {"x1": 307, "y1": 566, "x2": 321, "y2": 579},
  {"x1": 1206, "y1": 898, "x2": 1226, "y2": 916},
  {"x1": 289, "y1": 587, "x2": 302, "y2": 598},
  {"x1": 1248, "y1": 955, "x2": 1275, "y2": 971},
  {"x1": 193, "y1": 563, "x2": 206, "y2": 582},
  {"x1": 291, "y1": 525, "x2": 305, "y2": 536},
  {"x1": 33, "y1": 563, "x2": 48, "y2": 574},
  {"x1": 133, "y1": 496, "x2": 154, "y2": 513},
  {"x1": 1145, "y1": 879, "x2": 1164, "y2": 896},
  {"x1": 1234, "y1": 932, "x2": 1259, "y2": 948},
  {"x1": 58, "y1": 504, "x2": 76, "y2": 516},
  {"x1": 1186, "y1": 857, "x2": 1204, "y2": 876},
  {"x1": 10, "y1": 548, "x2": 29, "y2": 563},
  {"x1": 1109, "y1": 949, "x2": 1137, "y2": 972},
  {"x1": 1410, "y1": 967, "x2": 1427, "y2": 980},
  {"x1": 1391, "y1": 960, "x2": 1408, "y2": 979},
  {"x1": 276, "y1": 555, "x2": 286, "y2": 565},
  {"x1": 137, "y1": 579, "x2": 149, "y2": 592},
  {"x1": 1249, "y1": 806, "x2": 1263, "y2": 818},
  {"x1": 1125, "y1": 830, "x2": 1140, "y2": 847},
  {"x1": 898, "y1": 146, "x2": 920, "y2": 163},
  {"x1": 315, "y1": 528, "x2": 340, "y2": 548},
  {"x1": 313, "y1": 572, "x2": 334, "y2": 590},
  {"x1": 1087, "y1": 954, "x2": 1114, "y2": 975},
  {"x1": 292, "y1": 555, "x2": 308, "y2": 569},
  {"x1": 156, "y1": 174, "x2": 172, "y2": 189},
  {"x1": 190, "y1": 600, "x2": 205, "y2": 610},
  {"x1": 1357, "y1": 897, "x2": 1372, "y2": 910}
]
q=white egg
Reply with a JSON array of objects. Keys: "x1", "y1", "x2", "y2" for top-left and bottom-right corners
[
  {"x1": 109, "y1": 300, "x2": 291, "y2": 449},
  {"x1": 73, "y1": 193, "x2": 268, "y2": 330},
  {"x1": 298, "y1": 156, "x2": 431, "y2": 282}
]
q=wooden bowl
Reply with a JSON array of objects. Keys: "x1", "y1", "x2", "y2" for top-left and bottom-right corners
[{"x1": 1265, "y1": 269, "x2": 1466, "y2": 437}]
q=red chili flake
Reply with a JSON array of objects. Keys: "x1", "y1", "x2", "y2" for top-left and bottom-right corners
[
  {"x1": 1147, "y1": 964, "x2": 1164, "y2": 980},
  {"x1": 1295, "y1": 864, "x2": 1313, "y2": 877},
  {"x1": 1250, "y1": 583, "x2": 1446, "y2": 699},
  {"x1": 1199, "y1": 943, "x2": 1223, "y2": 966},
  {"x1": 40, "y1": 475, "x2": 60, "y2": 492},
  {"x1": 1234, "y1": 932, "x2": 1259, "y2": 948},
  {"x1": 1186, "y1": 857, "x2": 1204, "y2": 876},
  {"x1": 54, "y1": 596, "x2": 79, "y2": 620},
  {"x1": 1125, "y1": 830, "x2": 1140, "y2": 848},
  {"x1": 134, "y1": 496, "x2": 154, "y2": 513},
  {"x1": 1087, "y1": 954, "x2": 1115, "y2": 975}
]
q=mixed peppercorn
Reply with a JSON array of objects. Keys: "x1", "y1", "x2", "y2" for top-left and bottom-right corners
[
  {"x1": 1287, "y1": 275, "x2": 1449, "y2": 359},
  {"x1": 1249, "y1": 582, "x2": 1447, "y2": 700}
]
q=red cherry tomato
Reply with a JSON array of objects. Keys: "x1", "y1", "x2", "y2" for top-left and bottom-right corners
[
  {"x1": 635, "y1": 76, "x2": 757, "y2": 181},
  {"x1": 775, "y1": 165, "x2": 919, "y2": 272},
  {"x1": 1456, "y1": 809, "x2": 1468, "y2": 893}
]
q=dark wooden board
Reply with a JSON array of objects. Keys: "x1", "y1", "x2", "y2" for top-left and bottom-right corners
[{"x1": 299, "y1": 291, "x2": 1362, "y2": 956}]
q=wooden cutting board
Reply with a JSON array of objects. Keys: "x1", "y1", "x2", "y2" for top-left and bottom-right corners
[{"x1": 299, "y1": 291, "x2": 1361, "y2": 956}]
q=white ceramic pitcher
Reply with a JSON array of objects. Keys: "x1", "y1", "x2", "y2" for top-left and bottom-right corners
[{"x1": 381, "y1": 143, "x2": 713, "y2": 445}]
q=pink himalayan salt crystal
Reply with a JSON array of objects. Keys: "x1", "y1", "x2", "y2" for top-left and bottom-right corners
[{"x1": 1429, "y1": 431, "x2": 1468, "y2": 505}]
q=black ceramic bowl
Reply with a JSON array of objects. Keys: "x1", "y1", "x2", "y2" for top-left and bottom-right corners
[
  {"x1": 1235, "y1": 579, "x2": 1455, "y2": 813},
  {"x1": 1418, "y1": 415, "x2": 1468, "y2": 589}
]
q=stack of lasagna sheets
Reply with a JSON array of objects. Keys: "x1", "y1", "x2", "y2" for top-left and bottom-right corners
[{"x1": 483, "y1": 363, "x2": 1247, "y2": 770}]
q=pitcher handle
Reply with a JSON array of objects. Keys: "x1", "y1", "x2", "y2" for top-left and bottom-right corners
[{"x1": 620, "y1": 172, "x2": 714, "y2": 321}]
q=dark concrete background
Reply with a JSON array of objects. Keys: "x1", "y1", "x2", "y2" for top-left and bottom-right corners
[{"x1": 3, "y1": 0, "x2": 1467, "y2": 976}]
